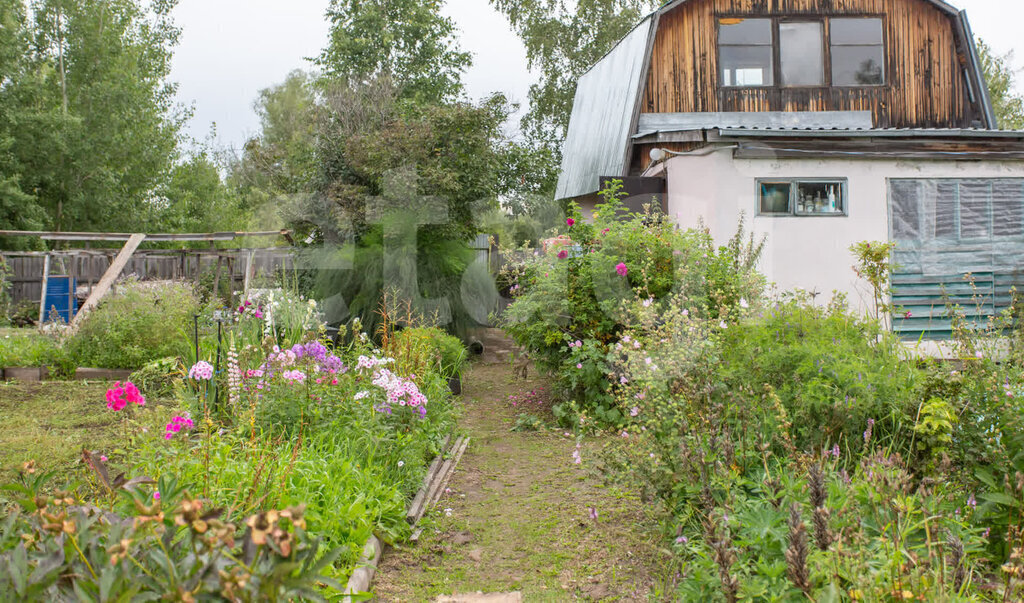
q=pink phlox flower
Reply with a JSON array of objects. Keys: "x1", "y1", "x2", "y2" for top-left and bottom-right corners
[
  {"x1": 188, "y1": 361, "x2": 214, "y2": 381},
  {"x1": 557, "y1": 249, "x2": 568, "y2": 259},
  {"x1": 282, "y1": 370, "x2": 306, "y2": 384},
  {"x1": 615, "y1": 262, "x2": 628, "y2": 276},
  {"x1": 630, "y1": 407, "x2": 639, "y2": 417},
  {"x1": 566, "y1": 217, "x2": 576, "y2": 226}
]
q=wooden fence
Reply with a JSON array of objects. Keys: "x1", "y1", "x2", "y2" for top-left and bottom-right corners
[{"x1": 2, "y1": 248, "x2": 297, "y2": 309}]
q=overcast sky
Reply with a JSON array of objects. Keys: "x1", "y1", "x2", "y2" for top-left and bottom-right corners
[{"x1": 169, "y1": 0, "x2": 1024, "y2": 153}]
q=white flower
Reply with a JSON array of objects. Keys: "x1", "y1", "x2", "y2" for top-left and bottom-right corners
[
  {"x1": 739, "y1": 298, "x2": 749, "y2": 309},
  {"x1": 397, "y1": 461, "x2": 405, "y2": 468},
  {"x1": 444, "y1": 508, "x2": 453, "y2": 517},
  {"x1": 719, "y1": 320, "x2": 728, "y2": 329}
]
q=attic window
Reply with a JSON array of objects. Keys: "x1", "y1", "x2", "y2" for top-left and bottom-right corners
[
  {"x1": 719, "y1": 19, "x2": 773, "y2": 86},
  {"x1": 831, "y1": 18, "x2": 885, "y2": 85},
  {"x1": 718, "y1": 17, "x2": 886, "y2": 88}
]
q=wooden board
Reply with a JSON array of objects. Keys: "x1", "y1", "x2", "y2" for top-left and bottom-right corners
[{"x1": 69, "y1": 234, "x2": 146, "y2": 331}]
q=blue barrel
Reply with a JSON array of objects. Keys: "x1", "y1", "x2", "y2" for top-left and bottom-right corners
[{"x1": 43, "y1": 276, "x2": 78, "y2": 323}]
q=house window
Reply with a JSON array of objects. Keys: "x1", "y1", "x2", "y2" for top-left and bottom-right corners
[
  {"x1": 780, "y1": 22, "x2": 824, "y2": 86},
  {"x1": 758, "y1": 179, "x2": 846, "y2": 216},
  {"x1": 719, "y1": 18, "x2": 773, "y2": 86},
  {"x1": 890, "y1": 179, "x2": 1024, "y2": 242},
  {"x1": 831, "y1": 18, "x2": 885, "y2": 85},
  {"x1": 719, "y1": 17, "x2": 885, "y2": 88}
]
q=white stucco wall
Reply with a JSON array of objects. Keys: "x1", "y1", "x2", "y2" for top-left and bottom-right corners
[{"x1": 663, "y1": 149, "x2": 1024, "y2": 314}]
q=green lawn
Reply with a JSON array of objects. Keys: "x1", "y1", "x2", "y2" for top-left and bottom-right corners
[{"x1": 0, "y1": 380, "x2": 169, "y2": 486}]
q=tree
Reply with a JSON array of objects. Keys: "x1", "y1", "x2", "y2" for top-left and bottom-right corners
[
  {"x1": 1, "y1": 0, "x2": 186, "y2": 233},
  {"x1": 0, "y1": 0, "x2": 52, "y2": 247},
  {"x1": 490, "y1": 0, "x2": 657, "y2": 147},
  {"x1": 978, "y1": 39, "x2": 1024, "y2": 130},
  {"x1": 159, "y1": 152, "x2": 248, "y2": 235},
  {"x1": 231, "y1": 70, "x2": 319, "y2": 215},
  {"x1": 315, "y1": 0, "x2": 471, "y2": 105}
]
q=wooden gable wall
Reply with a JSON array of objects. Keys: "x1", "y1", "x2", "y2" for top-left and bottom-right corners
[{"x1": 642, "y1": 0, "x2": 981, "y2": 128}]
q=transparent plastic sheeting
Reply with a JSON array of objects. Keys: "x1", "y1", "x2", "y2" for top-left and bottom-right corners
[{"x1": 889, "y1": 178, "x2": 1024, "y2": 276}]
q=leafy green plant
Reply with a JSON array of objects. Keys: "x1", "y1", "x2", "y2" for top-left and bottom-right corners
[
  {"x1": 500, "y1": 179, "x2": 764, "y2": 424},
  {"x1": 0, "y1": 331, "x2": 68, "y2": 374},
  {"x1": 66, "y1": 280, "x2": 206, "y2": 370},
  {"x1": 850, "y1": 240, "x2": 898, "y2": 324},
  {"x1": 0, "y1": 471, "x2": 340, "y2": 601}
]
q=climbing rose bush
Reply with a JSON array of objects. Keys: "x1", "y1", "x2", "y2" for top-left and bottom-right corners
[{"x1": 500, "y1": 180, "x2": 764, "y2": 424}]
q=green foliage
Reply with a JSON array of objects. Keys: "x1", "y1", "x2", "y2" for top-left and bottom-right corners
[
  {"x1": 0, "y1": 474, "x2": 341, "y2": 601},
  {"x1": 501, "y1": 180, "x2": 764, "y2": 422},
  {"x1": 0, "y1": 331, "x2": 66, "y2": 370},
  {"x1": 392, "y1": 327, "x2": 467, "y2": 379},
  {"x1": 128, "y1": 357, "x2": 182, "y2": 399},
  {"x1": 66, "y1": 280, "x2": 204, "y2": 369},
  {"x1": 720, "y1": 294, "x2": 920, "y2": 454},
  {"x1": 231, "y1": 70, "x2": 320, "y2": 211},
  {"x1": 2, "y1": 0, "x2": 186, "y2": 233},
  {"x1": 978, "y1": 39, "x2": 1024, "y2": 130},
  {"x1": 316, "y1": 0, "x2": 471, "y2": 105},
  {"x1": 296, "y1": 81, "x2": 510, "y2": 336},
  {"x1": 158, "y1": 151, "x2": 248, "y2": 235},
  {"x1": 490, "y1": 0, "x2": 658, "y2": 146},
  {"x1": 850, "y1": 240, "x2": 898, "y2": 323}
]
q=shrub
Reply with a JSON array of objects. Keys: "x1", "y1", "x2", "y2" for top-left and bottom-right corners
[
  {"x1": 501, "y1": 180, "x2": 764, "y2": 422},
  {"x1": 391, "y1": 326, "x2": 467, "y2": 379},
  {"x1": 66, "y1": 280, "x2": 204, "y2": 369},
  {"x1": 718, "y1": 293, "x2": 920, "y2": 454}
]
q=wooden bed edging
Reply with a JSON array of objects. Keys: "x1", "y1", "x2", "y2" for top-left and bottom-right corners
[{"x1": 341, "y1": 432, "x2": 470, "y2": 602}]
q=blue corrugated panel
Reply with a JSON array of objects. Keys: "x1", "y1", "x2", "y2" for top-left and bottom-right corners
[{"x1": 43, "y1": 276, "x2": 78, "y2": 323}]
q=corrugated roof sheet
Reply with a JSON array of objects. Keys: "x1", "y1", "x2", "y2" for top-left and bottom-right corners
[
  {"x1": 713, "y1": 127, "x2": 1024, "y2": 139},
  {"x1": 554, "y1": 17, "x2": 654, "y2": 201}
]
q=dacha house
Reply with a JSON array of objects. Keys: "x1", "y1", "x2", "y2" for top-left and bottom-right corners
[{"x1": 556, "y1": 0, "x2": 1024, "y2": 339}]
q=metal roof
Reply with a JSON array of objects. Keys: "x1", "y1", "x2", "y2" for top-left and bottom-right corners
[
  {"x1": 634, "y1": 111, "x2": 874, "y2": 138},
  {"x1": 555, "y1": 16, "x2": 655, "y2": 201},
  {"x1": 711, "y1": 127, "x2": 1024, "y2": 139}
]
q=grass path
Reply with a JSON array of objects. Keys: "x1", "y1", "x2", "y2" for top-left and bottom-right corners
[{"x1": 373, "y1": 362, "x2": 670, "y2": 601}]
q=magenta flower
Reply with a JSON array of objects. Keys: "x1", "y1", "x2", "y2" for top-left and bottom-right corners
[
  {"x1": 153, "y1": 491, "x2": 161, "y2": 501},
  {"x1": 106, "y1": 381, "x2": 145, "y2": 411},
  {"x1": 557, "y1": 249, "x2": 568, "y2": 259},
  {"x1": 566, "y1": 218, "x2": 575, "y2": 227},
  {"x1": 164, "y1": 414, "x2": 194, "y2": 440},
  {"x1": 615, "y1": 262, "x2": 628, "y2": 276}
]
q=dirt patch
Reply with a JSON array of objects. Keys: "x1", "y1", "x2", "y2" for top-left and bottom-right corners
[{"x1": 373, "y1": 363, "x2": 671, "y2": 601}]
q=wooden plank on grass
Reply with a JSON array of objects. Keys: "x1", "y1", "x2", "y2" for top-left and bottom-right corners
[{"x1": 70, "y1": 234, "x2": 146, "y2": 332}]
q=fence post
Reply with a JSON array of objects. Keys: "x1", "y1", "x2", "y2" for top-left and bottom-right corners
[{"x1": 37, "y1": 253, "x2": 50, "y2": 327}]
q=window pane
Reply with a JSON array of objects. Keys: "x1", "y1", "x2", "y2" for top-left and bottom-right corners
[
  {"x1": 831, "y1": 18, "x2": 883, "y2": 45},
  {"x1": 993, "y1": 180, "x2": 1024, "y2": 238},
  {"x1": 780, "y1": 22, "x2": 824, "y2": 86},
  {"x1": 832, "y1": 46, "x2": 884, "y2": 85},
  {"x1": 960, "y1": 180, "x2": 992, "y2": 239},
  {"x1": 890, "y1": 180, "x2": 921, "y2": 240},
  {"x1": 720, "y1": 46, "x2": 774, "y2": 86},
  {"x1": 719, "y1": 18, "x2": 772, "y2": 45},
  {"x1": 760, "y1": 182, "x2": 791, "y2": 214},
  {"x1": 795, "y1": 181, "x2": 843, "y2": 214},
  {"x1": 934, "y1": 181, "x2": 957, "y2": 239}
]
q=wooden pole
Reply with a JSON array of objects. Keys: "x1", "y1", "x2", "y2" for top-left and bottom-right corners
[
  {"x1": 37, "y1": 253, "x2": 50, "y2": 327},
  {"x1": 70, "y1": 234, "x2": 146, "y2": 332},
  {"x1": 243, "y1": 249, "x2": 256, "y2": 297}
]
